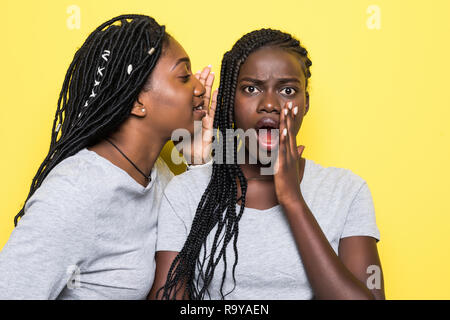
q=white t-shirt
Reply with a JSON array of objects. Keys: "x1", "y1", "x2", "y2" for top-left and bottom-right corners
[
  {"x1": 0, "y1": 148, "x2": 173, "y2": 299},
  {"x1": 156, "y1": 158, "x2": 380, "y2": 300}
]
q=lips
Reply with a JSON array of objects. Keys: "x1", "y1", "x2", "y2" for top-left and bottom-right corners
[
  {"x1": 192, "y1": 100, "x2": 206, "y2": 119},
  {"x1": 255, "y1": 117, "x2": 279, "y2": 130},
  {"x1": 193, "y1": 100, "x2": 205, "y2": 111},
  {"x1": 254, "y1": 117, "x2": 280, "y2": 151}
]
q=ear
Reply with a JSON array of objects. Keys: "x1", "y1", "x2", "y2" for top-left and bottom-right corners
[{"x1": 130, "y1": 99, "x2": 147, "y2": 118}]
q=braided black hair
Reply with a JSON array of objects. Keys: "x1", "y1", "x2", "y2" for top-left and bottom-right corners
[
  {"x1": 14, "y1": 14, "x2": 169, "y2": 226},
  {"x1": 158, "y1": 29, "x2": 312, "y2": 300}
]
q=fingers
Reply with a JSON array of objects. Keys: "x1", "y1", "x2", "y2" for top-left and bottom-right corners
[
  {"x1": 209, "y1": 89, "x2": 218, "y2": 119},
  {"x1": 202, "y1": 89, "x2": 218, "y2": 132},
  {"x1": 297, "y1": 145, "x2": 305, "y2": 157},
  {"x1": 279, "y1": 101, "x2": 288, "y2": 160},
  {"x1": 199, "y1": 65, "x2": 212, "y2": 83},
  {"x1": 275, "y1": 101, "x2": 291, "y2": 175},
  {"x1": 195, "y1": 65, "x2": 214, "y2": 110},
  {"x1": 281, "y1": 101, "x2": 292, "y2": 142},
  {"x1": 201, "y1": 86, "x2": 216, "y2": 164},
  {"x1": 203, "y1": 75, "x2": 214, "y2": 109},
  {"x1": 286, "y1": 102, "x2": 297, "y2": 156},
  {"x1": 199, "y1": 65, "x2": 214, "y2": 110},
  {"x1": 194, "y1": 65, "x2": 212, "y2": 82}
]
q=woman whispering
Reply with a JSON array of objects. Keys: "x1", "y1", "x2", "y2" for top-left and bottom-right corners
[{"x1": 0, "y1": 14, "x2": 216, "y2": 299}]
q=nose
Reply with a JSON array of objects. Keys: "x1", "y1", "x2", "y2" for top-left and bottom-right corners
[
  {"x1": 193, "y1": 76, "x2": 206, "y2": 97},
  {"x1": 257, "y1": 92, "x2": 280, "y2": 113}
]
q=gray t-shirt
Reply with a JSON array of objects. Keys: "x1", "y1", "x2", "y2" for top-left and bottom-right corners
[
  {"x1": 0, "y1": 148, "x2": 173, "y2": 299},
  {"x1": 156, "y1": 158, "x2": 380, "y2": 300}
]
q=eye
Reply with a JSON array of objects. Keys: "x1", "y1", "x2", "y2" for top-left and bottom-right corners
[
  {"x1": 280, "y1": 87, "x2": 297, "y2": 96},
  {"x1": 243, "y1": 86, "x2": 261, "y2": 94},
  {"x1": 180, "y1": 74, "x2": 191, "y2": 83}
]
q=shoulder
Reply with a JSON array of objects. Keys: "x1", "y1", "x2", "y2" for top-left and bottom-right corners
[
  {"x1": 23, "y1": 149, "x2": 110, "y2": 222},
  {"x1": 306, "y1": 158, "x2": 365, "y2": 183},
  {"x1": 164, "y1": 160, "x2": 212, "y2": 195},
  {"x1": 39, "y1": 149, "x2": 111, "y2": 194},
  {"x1": 304, "y1": 158, "x2": 368, "y2": 198},
  {"x1": 153, "y1": 156, "x2": 174, "y2": 190},
  {"x1": 159, "y1": 161, "x2": 212, "y2": 222},
  {"x1": 303, "y1": 159, "x2": 379, "y2": 240}
]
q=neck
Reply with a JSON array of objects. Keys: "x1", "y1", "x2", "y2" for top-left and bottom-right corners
[
  {"x1": 239, "y1": 148, "x2": 276, "y2": 180},
  {"x1": 239, "y1": 163, "x2": 274, "y2": 180},
  {"x1": 239, "y1": 149, "x2": 305, "y2": 181},
  {"x1": 89, "y1": 119, "x2": 167, "y2": 187}
]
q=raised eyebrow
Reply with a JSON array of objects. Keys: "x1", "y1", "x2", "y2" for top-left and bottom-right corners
[
  {"x1": 238, "y1": 77, "x2": 301, "y2": 85},
  {"x1": 171, "y1": 57, "x2": 191, "y2": 71},
  {"x1": 277, "y1": 78, "x2": 302, "y2": 84},
  {"x1": 238, "y1": 77, "x2": 265, "y2": 85}
]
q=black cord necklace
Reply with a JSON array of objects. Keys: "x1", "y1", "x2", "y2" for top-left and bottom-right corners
[{"x1": 105, "y1": 138, "x2": 152, "y2": 182}]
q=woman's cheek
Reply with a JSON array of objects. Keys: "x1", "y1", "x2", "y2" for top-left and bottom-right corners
[{"x1": 234, "y1": 107, "x2": 246, "y2": 129}]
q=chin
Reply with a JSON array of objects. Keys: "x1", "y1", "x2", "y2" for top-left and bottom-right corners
[{"x1": 244, "y1": 146, "x2": 277, "y2": 166}]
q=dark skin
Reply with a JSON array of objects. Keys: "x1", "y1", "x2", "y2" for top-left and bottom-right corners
[
  {"x1": 150, "y1": 46, "x2": 385, "y2": 300},
  {"x1": 235, "y1": 46, "x2": 385, "y2": 300},
  {"x1": 235, "y1": 46, "x2": 307, "y2": 209},
  {"x1": 88, "y1": 37, "x2": 216, "y2": 187}
]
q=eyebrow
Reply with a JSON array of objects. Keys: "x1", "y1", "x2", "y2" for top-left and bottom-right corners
[
  {"x1": 171, "y1": 57, "x2": 190, "y2": 71},
  {"x1": 239, "y1": 77, "x2": 301, "y2": 85}
]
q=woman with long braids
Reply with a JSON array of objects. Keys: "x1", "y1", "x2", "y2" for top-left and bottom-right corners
[
  {"x1": 150, "y1": 29, "x2": 385, "y2": 300},
  {"x1": 0, "y1": 14, "x2": 216, "y2": 299}
]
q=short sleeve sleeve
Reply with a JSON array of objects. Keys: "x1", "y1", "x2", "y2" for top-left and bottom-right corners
[
  {"x1": 341, "y1": 182, "x2": 380, "y2": 242},
  {"x1": 156, "y1": 192, "x2": 189, "y2": 252},
  {"x1": 0, "y1": 175, "x2": 95, "y2": 299}
]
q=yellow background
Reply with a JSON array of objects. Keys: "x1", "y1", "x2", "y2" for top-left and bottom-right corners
[{"x1": 1, "y1": 0, "x2": 449, "y2": 299}]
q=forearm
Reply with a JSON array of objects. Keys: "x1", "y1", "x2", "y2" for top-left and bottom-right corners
[
  {"x1": 149, "y1": 283, "x2": 188, "y2": 300},
  {"x1": 281, "y1": 195, "x2": 375, "y2": 300},
  {"x1": 149, "y1": 251, "x2": 189, "y2": 300}
]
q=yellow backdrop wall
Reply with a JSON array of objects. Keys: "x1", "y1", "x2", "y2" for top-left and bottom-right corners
[{"x1": 1, "y1": 0, "x2": 449, "y2": 299}]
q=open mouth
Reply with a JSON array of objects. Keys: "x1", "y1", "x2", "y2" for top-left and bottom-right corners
[
  {"x1": 254, "y1": 118, "x2": 280, "y2": 151},
  {"x1": 192, "y1": 101, "x2": 205, "y2": 118}
]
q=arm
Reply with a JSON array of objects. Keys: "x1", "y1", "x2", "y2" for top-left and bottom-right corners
[
  {"x1": 148, "y1": 251, "x2": 187, "y2": 300},
  {"x1": 282, "y1": 199, "x2": 384, "y2": 300},
  {"x1": 179, "y1": 67, "x2": 217, "y2": 165},
  {"x1": 275, "y1": 101, "x2": 384, "y2": 300},
  {"x1": 151, "y1": 187, "x2": 191, "y2": 299},
  {"x1": 339, "y1": 236, "x2": 385, "y2": 300},
  {"x1": 0, "y1": 178, "x2": 94, "y2": 299}
]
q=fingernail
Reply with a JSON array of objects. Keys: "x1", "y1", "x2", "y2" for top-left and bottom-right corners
[
  {"x1": 208, "y1": 64, "x2": 212, "y2": 68},
  {"x1": 288, "y1": 102, "x2": 293, "y2": 109},
  {"x1": 211, "y1": 71, "x2": 215, "y2": 74},
  {"x1": 282, "y1": 128, "x2": 287, "y2": 136},
  {"x1": 284, "y1": 108, "x2": 288, "y2": 116},
  {"x1": 293, "y1": 106, "x2": 298, "y2": 115}
]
